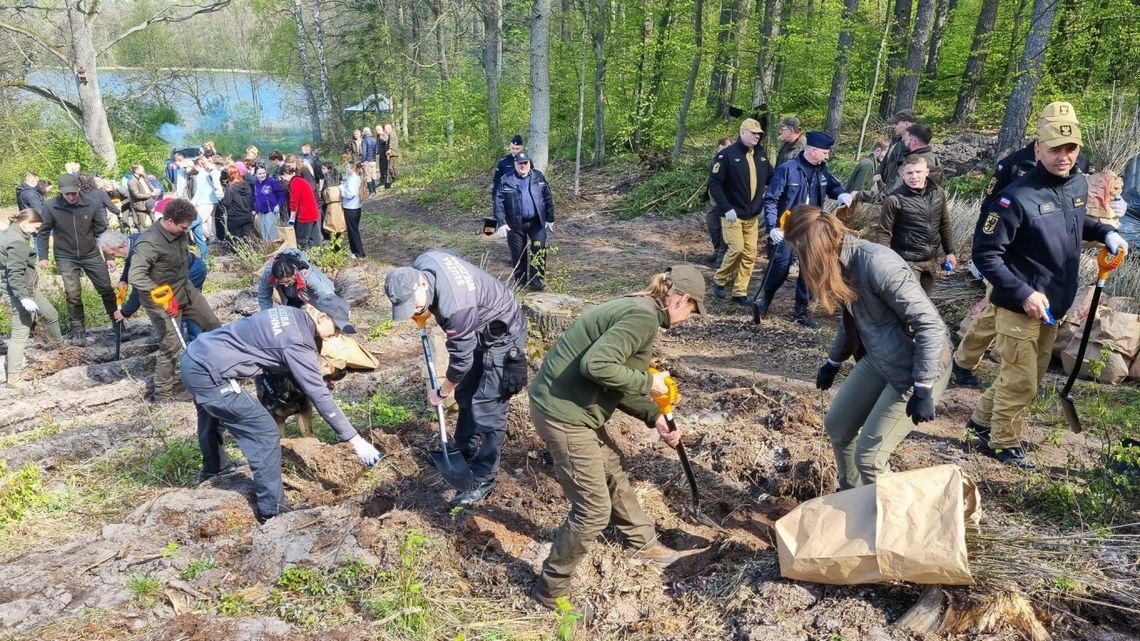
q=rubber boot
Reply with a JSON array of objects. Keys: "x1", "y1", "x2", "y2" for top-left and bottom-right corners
[{"x1": 793, "y1": 302, "x2": 818, "y2": 329}]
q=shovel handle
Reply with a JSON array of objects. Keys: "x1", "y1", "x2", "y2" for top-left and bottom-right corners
[
  {"x1": 648, "y1": 367, "x2": 679, "y2": 416},
  {"x1": 1097, "y1": 247, "x2": 1126, "y2": 281},
  {"x1": 412, "y1": 309, "x2": 432, "y2": 329}
]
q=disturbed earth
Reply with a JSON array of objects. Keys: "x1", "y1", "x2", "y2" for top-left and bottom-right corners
[{"x1": 0, "y1": 163, "x2": 1136, "y2": 641}]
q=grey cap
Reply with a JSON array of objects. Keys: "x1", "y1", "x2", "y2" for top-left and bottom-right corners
[
  {"x1": 385, "y1": 267, "x2": 421, "y2": 321},
  {"x1": 310, "y1": 295, "x2": 356, "y2": 334},
  {"x1": 59, "y1": 173, "x2": 81, "y2": 194},
  {"x1": 668, "y1": 264, "x2": 707, "y2": 315},
  {"x1": 513, "y1": 152, "x2": 532, "y2": 165}
]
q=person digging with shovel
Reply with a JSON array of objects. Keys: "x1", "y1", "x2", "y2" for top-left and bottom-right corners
[
  {"x1": 792, "y1": 205, "x2": 952, "y2": 490},
  {"x1": 384, "y1": 250, "x2": 529, "y2": 507},
  {"x1": 526, "y1": 264, "x2": 706, "y2": 620},
  {"x1": 968, "y1": 118, "x2": 1127, "y2": 469}
]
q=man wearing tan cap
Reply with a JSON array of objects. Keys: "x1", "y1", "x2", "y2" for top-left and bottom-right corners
[
  {"x1": 968, "y1": 116, "x2": 1127, "y2": 469},
  {"x1": 953, "y1": 101, "x2": 1097, "y2": 389},
  {"x1": 709, "y1": 118, "x2": 773, "y2": 305}
]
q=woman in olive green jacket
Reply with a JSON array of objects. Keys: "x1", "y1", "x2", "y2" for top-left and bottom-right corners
[
  {"x1": 527, "y1": 264, "x2": 706, "y2": 614},
  {"x1": 1, "y1": 209, "x2": 63, "y2": 388}
]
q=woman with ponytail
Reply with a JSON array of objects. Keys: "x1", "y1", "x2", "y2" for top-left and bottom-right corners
[
  {"x1": 526, "y1": 264, "x2": 706, "y2": 618},
  {"x1": 0, "y1": 209, "x2": 63, "y2": 388},
  {"x1": 785, "y1": 204, "x2": 951, "y2": 490}
]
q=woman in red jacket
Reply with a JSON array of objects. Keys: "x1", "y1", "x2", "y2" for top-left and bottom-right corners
[{"x1": 285, "y1": 163, "x2": 321, "y2": 249}]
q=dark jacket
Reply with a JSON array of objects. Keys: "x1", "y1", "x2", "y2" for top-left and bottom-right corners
[
  {"x1": 121, "y1": 233, "x2": 205, "y2": 317},
  {"x1": 414, "y1": 250, "x2": 526, "y2": 384},
  {"x1": 973, "y1": 165, "x2": 1114, "y2": 318},
  {"x1": 221, "y1": 181, "x2": 254, "y2": 223},
  {"x1": 362, "y1": 134, "x2": 378, "y2": 162},
  {"x1": 252, "y1": 177, "x2": 287, "y2": 214},
  {"x1": 878, "y1": 135, "x2": 906, "y2": 186},
  {"x1": 829, "y1": 236, "x2": 950, "y2": 393},
  {"x1": 775, "y1": 136, "x2": 806, "y2": 169},
  {"x1": 763, "y1": 154, "x2": 847, "y2": 230},
  {"x1": 184, "y1": 306, "x2": 360, "y2": 442},
  {"x1": 878, "y1": 182, "x2": 953, "y2": 262},
  {"x1": 494, "y1": 170, "x2": 554, "y2": 229},
  {"x1": 981, "y1": 141, "x2": 1090, "y2": 213},
  {"x1": 708, "y1": 139, "x2": 773, "y2": 219},
  {"x1": 36, "y1": 193, "x2": 109, "y2": 260},
  {"x1": 491, "y1": 153, "x2": 517, "y2": 198},
  {"x1": 846, "y1": 155, "x2": 877, "y2": 192},
  {"x1": 15, "y1": 183, "x2": 45, "y2": 215},
  {"x1": 528, "y1": 295, "x2": 664, "y2": 430},
  {"x1": 128, "y1": 221, "x2": 193, "y2": 308},
  {"x1": 0, "y1": 224, "x2": 41, "y2": 300}
]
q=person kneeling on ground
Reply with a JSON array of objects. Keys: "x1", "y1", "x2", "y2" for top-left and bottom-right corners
[
  {"x1": 1, "y1": 208, "x2": 64, "y2": 388},
  {"x1": 257, "y1": 248, "x2": 339, "y2": 311},
  {"x1": 180, "y1": 303, "x2": 382, "y2": 523},
  {"x1": 526, "y1": 264, "x2": 706, "y2": 619},
  {"x1": 384, "y1": 250, "x2": 529, "y2": 506},
  {"x1": 794, "y1": 205, "x2": 952, "y2": 490}
]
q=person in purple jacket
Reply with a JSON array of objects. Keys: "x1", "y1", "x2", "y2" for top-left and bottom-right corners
[{"x1": 252, "y1": 166, "x2": 286, "y2": 241}]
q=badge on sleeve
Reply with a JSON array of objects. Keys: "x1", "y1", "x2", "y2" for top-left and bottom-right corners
[
  {"x1": 983, "y1": 212, "x2": 1000, "y2": 235},
  {"x1": 984, "y1": 177, "x2": 997, "y2": 195},
  {"x1": 712, "y1": 162, "x2": 721, "y2": 173}
]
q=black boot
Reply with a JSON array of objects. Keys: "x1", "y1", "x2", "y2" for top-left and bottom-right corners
[
  {"x1": 68, "y1": 323, "x2": 87, "y2": 346},
  {"x1": 451, "y1": 479, "x2": 497, "y2": 506},
  {"x1": 752, "y1": 294, "x2": 772, "y2": 324},
  {"x1": 793, "y1": 303, "x2": 818, "y2": 329},
  {"x1": 951, "y1": 362, "x2": 982, "y2": 388},
  {"x1": 368, "y1": 180, "x2": 377, "y2": 195}
]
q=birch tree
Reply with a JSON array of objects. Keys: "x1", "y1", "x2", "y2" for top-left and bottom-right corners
[{"x1": 529, "y1": 0, "x2": 552, "y2": 171}]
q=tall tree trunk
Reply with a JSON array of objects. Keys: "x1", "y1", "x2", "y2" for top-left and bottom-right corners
[
  {"x1": 894, "y1": 0, "x2": 935, "y2": 111},
  {"x1": 673, "y1": 0, "x2": 703, "y2": 160},
  {"x1": 529, "y1": 0, "x2": 551, "y2": 171},
  {"x1": 1002, "y1": 0, "x2": 1029, "y2": 86},
  {"x1": 633, "y1": 0, "x2": 675, "y2": 150},
  {"x1": 707, "y1": 0, "x2": 737, "y2": 114},
  {"x1": 482, "y1": 0, "x2": 504, "y2": 152},
  {"x1": 575, "y1": 0, "x2": 590, "y2": 195},
  {"x1": 725, "y1": 0, "x2": 752, "y2": 107},
  {"x1": 630, "y1": 5, "x2": 652, "y2": 141},
  {"x1": 66, "y1": 2, "x2": 116, "y2": 170},
  {"x1": 824, "y1": 0, "x2": 861, "y2": 141},
  {"x1": 752, "y1": 0, "x2": 783, "y2": 108},
  {"x1": 950, "y1": 0, "x2": 997, "y2": 124},
  {"x1": 409, "y1": 3, "x2": 422, "y2": 139},
  {"x1": 924, "y1": 0, "x2": 955, "y2": 77},
  {"x1": 309, "y1": 0, "x2": 337, "y2": 143},
  {"x1": 291, "y1": 0, "x2": 323, "y2": 144},
  {"x1": 995, "y1": 0, "x2": 1059, "y2": 158},
  {"x1": 857, "y1": 0, "x2": 893, "y2": 157},
  {"x1": 431, "y1": 0, "x2": 454, "y2": 145},
  {"x1": 592, "y1": 0, "x2": 609, "y2": 164},
  {"x1": 877, "y1": 0, "x2": 911, "y2": 119}
]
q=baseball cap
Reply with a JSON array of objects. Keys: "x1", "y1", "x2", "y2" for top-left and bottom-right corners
[
  {"x1": 513, "y1": 152, "x2": 532, "y2": 164},
  {"x1": 59, "y1": 174, "x2": 81, "y2": 194},
  {"x1": 741, "y1": 118, "x2": 764, "y2": 134},
  {"x1": 804, "y1": 131, "x2": 835, "y2": 149},
  {"x1": 1039, "y1": 101, "x2": 1078, "y2": 123},
  {"x1": 385, "y1": 266, "x2": 422, "y2": 321},
  {"x1": 1038, "y1": 121, "x2": 1082, "y2": 148},
  {"x1": 779, "y1": 117, "x2": 801, "y2": 131},
  {"x1": 305, "y1": 295, "x2": 356, "y2": 334},
  {"x1": 510, "y1": 134, "x2": 523, "y2": 145},
  {"x1": 886, "y1": 109, "x2": 917, "y2": 125},
  {"x1": 668, "y1": 264, "x2": 707, "y2": 315}
]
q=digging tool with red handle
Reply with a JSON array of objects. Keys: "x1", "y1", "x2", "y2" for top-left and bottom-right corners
[
  {"x1": 1059, "y1": 247, "x2": 1126, "y2": 433},
  {"x1": 149, "y1": 284, "x2": 187, "y2": 350}
]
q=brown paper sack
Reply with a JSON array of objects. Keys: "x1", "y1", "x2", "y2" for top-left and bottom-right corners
[
  {"x1": 1128, "y1": 350, "x2": 1140, "y2": 381},
  {"x1": 1088, "y1": 307, "x2": 1140, "y2": 359},
  {"x1": 1086, "y1": 171, "x2": 1123, "y2": 219},
  {"x1": 776, "y1": 464, "x2": 980, "y2": 586},
  {"x1": 318, "y1": 334, "x2": 380, "y2": 377},
  {"x1": 1054, "y1": 321, "x2": 1080, "y2": 359},
  {"x1": 322, "y1": 186, "x2": 347, "y2": 234},
  {"x1": 276, "y1": 225, "x2": 297, "y2": 249},
  {"x1": 1064, "y1": 285, "x2": 1098, "y2": 326},
  {"x1": 1060, "y1": 336, "x2": 1129, "y2": 384}
]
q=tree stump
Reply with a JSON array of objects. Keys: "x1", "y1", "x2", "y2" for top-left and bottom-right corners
[
  {"x1": 896, "y1": 586, "x2": 1052, "y2": 641},
  {"x1": 523, "y1": 292, "x2": 589, "y2": 344}
]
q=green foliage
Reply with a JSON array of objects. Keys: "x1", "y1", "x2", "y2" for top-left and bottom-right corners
[
  {"x1": 161, "y1": 540, "x2": 180, "y2": 558},
  {"x1": 615, "y1": 162, "x2": 709, "y2": 220},
  {"x1": 946, "y1": 175, "x2": 990, "y2": 200},
  {"x1": 367, "y1": 319, "x2": 395, "y2": 340},
  {"x1": 216, "y1": 592, "x2": 254, "y2": 616},
  {"x1": 0, "y1": 461, "x2": 49, "y2": 530},
  {"x1": 126, "y1": 437, "x2": 203, "y2": 487},
  {"x1": 553, "y1": 596, "x2": 584, "y2": 640},
  {"x1": 306, "y1": 238, "x2": 350, "y2": 273},
  {"x1": 345, "y1": 393, "x2": 412, "y2": 430},
  {"x1": 41, "y1": 279, "x2": 111, "y2": 332},
  {"x1": 181, "y1": 556, "x2": 218, "y2": 580},
  {"x1": 128, "y1": 573, "x2": 164, "y2": 605}
]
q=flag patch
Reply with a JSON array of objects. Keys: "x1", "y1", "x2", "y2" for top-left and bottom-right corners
[{"x1": 998, "y1": 197, "x2": 1011, "y2": 207}]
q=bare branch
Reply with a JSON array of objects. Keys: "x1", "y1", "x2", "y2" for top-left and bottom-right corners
[
  {"x1": 97, "y1": 0, "x2": 233, "y2": 57},
  {"x1": 2, "y1": 80, "x2": 84, "y2": 127},
  {"x1": 0, "y1": 19, "x2": 69, "y2": 66}
]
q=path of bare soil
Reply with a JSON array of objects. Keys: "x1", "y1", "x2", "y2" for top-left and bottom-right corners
[{"x1": 0, "y1": 165, "x2": 1134, "y2": 641}]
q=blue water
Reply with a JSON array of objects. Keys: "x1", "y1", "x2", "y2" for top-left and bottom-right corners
[{"x1": 26, "y1": 68, "x2": 308, "y2": 145}]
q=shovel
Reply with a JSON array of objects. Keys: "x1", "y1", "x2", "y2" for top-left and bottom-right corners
[
  {"x1": 414, "y1": 312, "x2": 474, "y2": 491},
  {"x1": 1059, "y1": 247, "x2": 1126, "y2": 433},
  {"x1": 650, "y1": 369, "x2": 726, "y2": 532},
  {"x1": 149, "y1": 285, "x2": 187, "y2": 350},
  {"x1": 114, "y1": 284, "x2": 127, "y2": 360}
]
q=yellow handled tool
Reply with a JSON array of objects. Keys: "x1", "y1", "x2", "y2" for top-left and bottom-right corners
[
  {"x1": 149, "y1": 285, "x2": 187, "y2": 350},
  {"x1": 114, "y1": 285, "x2": 128, "y2": 360}
]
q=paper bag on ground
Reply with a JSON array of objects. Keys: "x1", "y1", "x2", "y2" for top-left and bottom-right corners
[
  {"x1": 319, "y1": 334, "x2": 380, "y2": 374},
  {"x1": 776, "y1": 465, "x2": 980, "y2": 586},
  {"x1": 1089, "y1": 307, "x2": 1140, "y2": 359},
  {"x1": 277, "y1": 225, "x2": 297, "y2": 249},
  {"x1": 1061, "y1": 336, "x2": 1129, "y2": 384}
]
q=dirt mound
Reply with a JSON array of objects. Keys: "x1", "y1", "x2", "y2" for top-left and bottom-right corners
[
  {"x1": 334, "y1": 267, "x2": 371, "y2": 307},
  {"x1": 935, "y1": 133, "x2": 995, "y2": 178},
  {"x1": 141, "y1": 614, "x2": 295, "y2": 641},
  {"x1": 281, "y1": 438, "x2": 366, "y2": 491}
]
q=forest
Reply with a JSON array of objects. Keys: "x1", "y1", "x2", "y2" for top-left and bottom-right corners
[{"x1": 3, "y1": 0, "x2": 1140, "y2": 187}]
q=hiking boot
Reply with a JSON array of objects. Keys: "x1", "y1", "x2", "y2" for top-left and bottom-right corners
[
  {"x1": 198, "y1": 460, "x2": 240, "y2": 483},
  {"x1": 752, "y1": 295, "x2": 772, "y2": 324},
  {"x1": 963, "y1": 419, "x2": 991, "y2": 448},
  {"x1": 988, "y1": 446, "x2": 1035, "y2": 470},
  {"x1": 626, "y1": 542, "x2": 681, "y2": 568},
  {"x1": 67, "y1": 327, "x2": 87, "y2": 346},
  {"x1": 731, "y1": 295, "x2": 750, "y2": 306},
  {"x1": 255, "y1": 505, "x2": 293, "y2": 525},
  {"x1": 951, "y1": 362, "x2": 982, "y2": 388},
  {"x1": 451, "y1": 479, "x2": 497, "y2": 507},
  {"x1": 793, "y1": 304, "x2": 818, "y2": 329},
  {"x1": 712, "y1": 284, "x2": 728, "y2": 299},
  {"x1": 529, "y1": 583, "x2": 595, "y2": 626},
  {"x1": 6, "y1": 374, "x2": 27, "y2": 390},
  {"x1": 153, "y1": 388, "x2": 193, "y2": 404}
]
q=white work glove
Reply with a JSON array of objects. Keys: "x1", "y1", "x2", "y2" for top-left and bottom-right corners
[
  {"x1": 20, "y1": 298, "x2": 39, "y2": 314},
  {"x1": 837, "y1": 192, "x2": 854, "y2": 207},
  {"x1": 349, "y1": 434, "x2": 383, "y2": 467},
  {"x1": 724, "y1": 209, "x2": 738, "y2": 223},
  {"x1": 769, "y1": 228, "x2": 784, "y2": 244},
  {"x1": 545, "y1": 222, "x2": 554, "y2": 232},
  {"x1": 1109, "y1": 197, "x2": 1127, "y2": 218},
  {"x1": 1105, "y1": 231, "x2": 1128, "y2": 256},
  {"x1": 494, "y1": 224, "x2": 510, "y2": 238},
  {"x1": 272, "y1": 205, "x2": 280, "y2": 215}
]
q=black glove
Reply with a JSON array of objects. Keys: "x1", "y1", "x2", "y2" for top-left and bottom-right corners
[
  {"x1": 816, "y1": 361, "x2": 841, "y2": 390},
  {"x1": 905, "y1": 385, "x2": 936, "y2": 424},
  {"x1": 500, "y1": 346, "x2": 529, "y2": 397}
]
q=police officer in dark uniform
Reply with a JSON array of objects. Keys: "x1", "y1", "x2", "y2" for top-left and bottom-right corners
[
  {"x1": 968, "y1": 118, "x2": 1127, "y2": 469},
  {"x1": 710, "y1": 118, "x2": 773, "y2": 305},
  {"x1": 757, "y1": 131, "x2": 853, "y2": 327},
  {"x1": 385, "y1": 251, "x2": 529, "y2": 506},
  {"x1": 492, "y1": 152, "x2": 555, "y2": 291},
  {"x1": 491, "y1": 134, "x2": 525, "y2": 200}
]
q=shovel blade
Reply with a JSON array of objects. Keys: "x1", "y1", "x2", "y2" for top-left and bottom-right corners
[
  {"x1": 1059, "y1": 395, "x2": 1083, "y2": 433},
  {"x1": 429, "y1": 449, "x2": 474, "y2": 491}
]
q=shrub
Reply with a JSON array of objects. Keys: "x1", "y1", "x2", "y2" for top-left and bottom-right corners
[
  {"x1": 616, "y1": 162, "x2": 709, "y2": 220},
  {"x1": 0, "y1": 461, "x2": 48, "y2": 530}
]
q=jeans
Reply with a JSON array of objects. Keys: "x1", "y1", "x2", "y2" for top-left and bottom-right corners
[
  {"x1": 257, "y1": 212, "x2": 279, "y2": 241},
  {"x1": 296, "y1": 222, "x2": 322, "y2": 249},
  {"x1": 762, "y1": 240, "x2": 810, "y2": 307}
]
